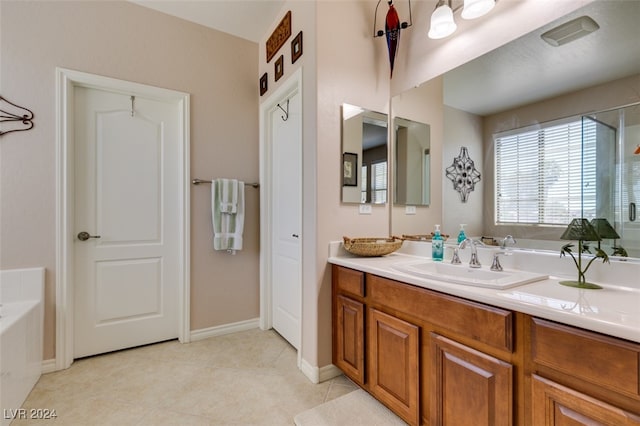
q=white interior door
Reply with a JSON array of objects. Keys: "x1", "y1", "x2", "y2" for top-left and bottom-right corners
[
  {"x1": 73, "y1": 86, "x2": 181, "y2": 358},
  {"x1": 270, "y1": 89, "x2": 302, "y2": 350}
]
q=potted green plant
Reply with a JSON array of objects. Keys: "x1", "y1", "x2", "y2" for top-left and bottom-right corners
[{"x1": 559, "y1": 218, "x2": 608, "y2": 289}]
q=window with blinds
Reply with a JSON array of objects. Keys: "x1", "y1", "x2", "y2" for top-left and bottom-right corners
[
  {"x1": 495, "y1": 118, "x2": 596, "y2": 226},
  {"x1": 362, "y1": 161, "x2": 387, "y2": 203}
]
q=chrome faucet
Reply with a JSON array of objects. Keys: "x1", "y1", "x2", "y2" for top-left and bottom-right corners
[
  {"x1": 489, "y1": 236, "x2": 517, "y2": 272},
  {"x1": 500, "y1": 235, "x2": 516, "y2": 249},
  {"x1": 490, "y1": 252, "x2": 504, "y2": 271},
  {"x1": 459, "y1": 238, "x2": 482, "y2": 268},
  {"x1": 450, "y1": 247, "x2": 461, "y2": 264}
]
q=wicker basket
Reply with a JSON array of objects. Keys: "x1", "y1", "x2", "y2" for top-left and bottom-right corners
[{"x1": 342, "y1": 236, "x2": 403, "y2": 257}]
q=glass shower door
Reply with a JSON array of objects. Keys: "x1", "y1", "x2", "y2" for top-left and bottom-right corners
[
  {"x1": 619, "y1": 104, "x2": 640, "y2": 257},
  {"x1": 584, "y1": 103, "x2": 640, "y2": 258}
]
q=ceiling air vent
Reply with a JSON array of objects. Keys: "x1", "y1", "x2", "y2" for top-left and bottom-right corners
[{"x1": 541, "y1": 15, "x2": 599, "y2": 47}]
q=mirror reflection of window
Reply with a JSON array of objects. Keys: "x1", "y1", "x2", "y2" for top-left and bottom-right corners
[
  {"x1": 341, "y1": 104, "x2": 388, "y2": 204},
  {"x1": 495, "y1": 117, "x2": 602, "y2": 225},
  {"x1": 370, "y1": 161, "x2": 387, "y2": 204},
  {"x1": 361, "y1": 166, "x2": 367, "y2": 203}
]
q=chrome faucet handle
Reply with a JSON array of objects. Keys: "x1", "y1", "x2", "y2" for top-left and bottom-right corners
[
  {"x1": 460, "y1": 238, "x2": 482, "y2": 268},
  {"x1": 469, "y1": 252, "x2": 482, "y2": 268},
  {"x1": 490, "y1": 252, "x2": 503, "y2": 271},
  {"x1": 451, "y1": 248, "x2": 461, "y2": 264},
  {"x1": 500, "y1": 235, "x2": 516, "y2": 249}
]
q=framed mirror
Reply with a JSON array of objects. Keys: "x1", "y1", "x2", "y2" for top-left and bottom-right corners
[
  {"x1": 394, "y1": 117, "x2": 430, "y2": 206},
  {"x1": 390, "y1": 0, "x2": 640, "y2": 258},
  {"x1": 341, "y1": 103, "x2": 388, "y2": 204}
]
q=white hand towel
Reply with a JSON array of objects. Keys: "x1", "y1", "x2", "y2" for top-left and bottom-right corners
[
  {"x1": 212, "y1": 179, "x2": 244, "y2": 252},
  {"x1": 217, "y1": 178, "x2": 238, "y2": 214}
]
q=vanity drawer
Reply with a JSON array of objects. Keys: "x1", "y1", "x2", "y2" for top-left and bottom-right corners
[
  {"x1": 332, "y1": 265, "x2": 365, "y2": 298},
  {"x1": 368, "y1": 274, "x2": 513, "y2": 352},
  {"x1": 531, "y1": 318, "x2": 640, "y2": 400}
]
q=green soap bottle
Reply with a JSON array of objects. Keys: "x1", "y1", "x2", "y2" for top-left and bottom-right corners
[
  {"x1": 432, "y1": 224, "x2": 444, "y2": 261},
  {"x1": 457, "y1": 224, "x2": 467, "y2": 244}
]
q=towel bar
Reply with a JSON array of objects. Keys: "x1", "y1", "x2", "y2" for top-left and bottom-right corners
[{"x1": 192, "y1": 178, "x2": 259, "y2": 188}]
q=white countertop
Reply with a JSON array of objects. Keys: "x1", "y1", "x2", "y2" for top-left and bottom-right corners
[{"x1": 328, "y1": 241, "x2": 640, "y2": 344}]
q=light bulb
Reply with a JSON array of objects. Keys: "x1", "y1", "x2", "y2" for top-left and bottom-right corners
[{"x1": 428, "y1": 3, "x2": 457, "y2": 39}]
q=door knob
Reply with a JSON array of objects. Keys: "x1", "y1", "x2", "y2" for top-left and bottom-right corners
[{"x1": 77, "y1": 231, "x2": 101, "y2": 241}]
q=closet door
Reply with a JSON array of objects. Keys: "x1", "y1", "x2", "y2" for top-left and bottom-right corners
[{"x1": 270, "y1": 81, "x2": 302, "y2": 349}]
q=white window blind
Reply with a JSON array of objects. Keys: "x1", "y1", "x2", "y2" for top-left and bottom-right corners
[
  {"x1": 361, "y1": 165, "x2": 368, "y2": 203},
  {"x1": 495, "y1": 118, "x2": 596, "y2": 225},
  {"x1": 371, "y1": 161, "x2": 387, "y2": 203}
]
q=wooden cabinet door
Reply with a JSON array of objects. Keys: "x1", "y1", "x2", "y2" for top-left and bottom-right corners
[
  {"x1": 334, "y1": 295, "x2": 365, "y2": 385},
  {"x1": 431, "y1": 333, "x2": 513, "y2": 426},
  {"x1": 369, "y1": 308, "x2": 420, "y2": 426},
  {"x1": 532, "y1": 375, "x2": 640, "y2": 425}
]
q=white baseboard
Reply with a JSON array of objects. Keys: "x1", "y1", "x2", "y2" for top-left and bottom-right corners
[
  {"x1": 300, "y1": 358, "x2": 343, "y2": 384},
  {"x1": 190, "y1": 317, "x2": 260, "y2": 341},
  {"x1": 42, "y1": 358, "x2": 57, "y2": 374}
]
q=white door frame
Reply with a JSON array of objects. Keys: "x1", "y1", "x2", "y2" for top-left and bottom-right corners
[
  {"x1": 55, "y1": 68, "x2": 191, "y2": 370},
  {"x1": 259, "y1": 68, "x2": 303, "y2": 358}
]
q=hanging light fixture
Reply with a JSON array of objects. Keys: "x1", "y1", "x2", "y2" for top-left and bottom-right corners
[
  {"x1": 428, "y1": 0, "x2": 457, "y2": 40},
  {"x1": 428, "y1": 0, "x2": 496, "y2": 40}
]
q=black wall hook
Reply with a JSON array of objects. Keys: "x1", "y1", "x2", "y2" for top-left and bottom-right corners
[
  {"x1": 1, "y1": 95, "x2": 35, "y2": 136},
  {"x1": 277, "y1": 99, "x2": 289, "y2": 121}
]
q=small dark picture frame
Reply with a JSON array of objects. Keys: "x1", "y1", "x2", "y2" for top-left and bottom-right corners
[
  {"x1": 259, "y1": 73, "x2": 268, "y2": 96},
  {"x1": 275, "y1": 55, "x2": 284, "y2": 82},
  {"x1": 342, "y1": 152, "x2": 358, "y2": 186},
  {"x1": 291, "y1": 31, "x2": 303, "y2": 64}
]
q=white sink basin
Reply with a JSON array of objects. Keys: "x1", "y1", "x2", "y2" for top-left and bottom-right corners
[{"x1": 391, "y1": 260, "x2": 549, "y2": 289}]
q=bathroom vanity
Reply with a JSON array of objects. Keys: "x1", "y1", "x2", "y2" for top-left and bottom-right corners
[{"x1": 329, "y1": 243, "x2": 640, "y2": 425}]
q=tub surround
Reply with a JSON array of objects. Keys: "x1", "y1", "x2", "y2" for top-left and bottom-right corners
[
  {"x1": 0, "y1": 268, "x2": 44, "y2": 425},
  {"x1": 329, "y1": 241, "x2": 640, "y2": 343}
]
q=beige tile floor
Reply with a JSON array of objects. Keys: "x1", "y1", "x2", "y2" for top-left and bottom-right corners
[{"x1": 16, "y1": 329, "x2": 357, "y2": 425}]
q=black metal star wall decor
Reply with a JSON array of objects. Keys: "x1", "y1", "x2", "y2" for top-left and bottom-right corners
[{"x1": 445, "y1": 146, "x2": 481, "y2": 203}]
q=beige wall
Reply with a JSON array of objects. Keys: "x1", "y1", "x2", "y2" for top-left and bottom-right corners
[
  {"x1": 391, "y1": 78, "x2": 444, "y2": 236},
  {"x1": 260, "y1": 0, "x2": 393, "y2": 370},
  {"x1": 0, "y1": 1, "x2": 260, "y2": 360},
  {"x1": 258, "y1": 1, "x2": 322, "y2": 370},
  {"x1": 314, "y1": 1, "x2": 393, "y2": 368},
  {"x1": 443, "y1": 106, "x2": 484, "y2": 238}
]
